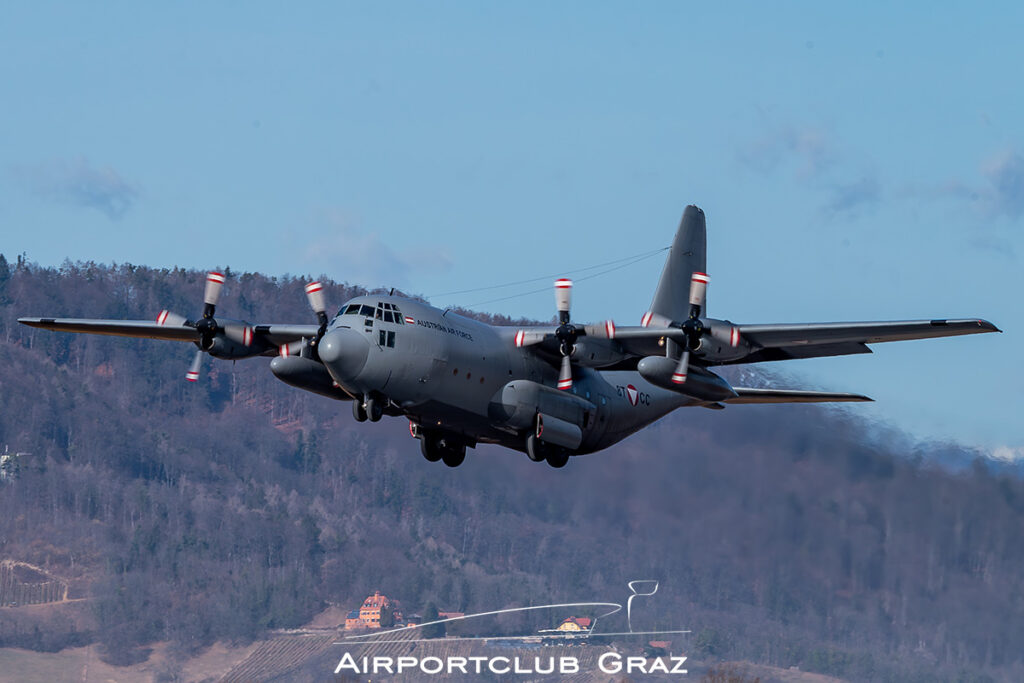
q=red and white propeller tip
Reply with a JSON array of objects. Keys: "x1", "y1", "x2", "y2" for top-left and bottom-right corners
[
  {"x1": 557, "y1": 354, "x2": 573, "y2": 390},
  {"x1": 222, "y1": 323, "x2": 254, "y2": 346},
  {"x1": 204, "y1": 272, "x2": 225, "y2": 307},
  {"x1": 156, "y1": 310, "x2": 187, "y2": 327},
  {"x1": 554, "y1": 278, "x2": 572, "y2": 316},
  {"x1": 278, "y1": 340, "x2": 305, "y2": 357},
  {"x1": 689, "y1": 272, "x2": 708, "y2": 312},
  {"x1": 641, "y1": 311, "x2": 672, "y2": 328},
  {"x1": 186, "y1": 350, "x2": 203, "y2": 382},
  {"x1": 305, "y1": 281, "x2": 326, "y2": 315}
]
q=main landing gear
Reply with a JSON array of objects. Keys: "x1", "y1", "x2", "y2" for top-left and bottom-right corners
[
  {"x1": 418, "y1": 429, "x2": 467, "y2": 468},
  {"x1": 526, "y1": 434, "x2": 570, "y2": 469}
]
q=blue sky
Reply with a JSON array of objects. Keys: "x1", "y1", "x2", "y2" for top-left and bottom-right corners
[{"x1": 2, "y1": 3, "x2": 1021, "y2": 455}]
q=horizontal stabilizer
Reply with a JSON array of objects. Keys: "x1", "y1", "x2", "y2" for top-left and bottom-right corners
[{"x1": 726, "y1": 388, "x2": 873, "y2": 404}]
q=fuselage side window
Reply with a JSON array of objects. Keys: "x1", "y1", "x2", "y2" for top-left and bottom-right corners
[{"x1": 386, "y1": 331, "x2": 396, "y2": 348}]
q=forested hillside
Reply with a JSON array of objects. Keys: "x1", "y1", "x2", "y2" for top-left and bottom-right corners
[{"x1": 0, "y1": 256, "x2": 1021, "y2": 681}]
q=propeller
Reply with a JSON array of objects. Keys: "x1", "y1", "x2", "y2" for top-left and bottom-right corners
[
  {"x1": 513, "y1": 279, "x2": 615, "y2": 391},
  {"x1": 669, "y1": 272, "x2": 742, "y2": 384},
  {"x1": 156, "y1": 271, "x2": 254, "y2": 382}
]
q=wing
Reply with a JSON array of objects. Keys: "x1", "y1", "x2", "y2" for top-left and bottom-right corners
[
  {"x1": 18, "y1": 317, "x2": 320, "y2": 347},
  {"x1": 731, "y1": 318, "x2": 1000, "y2": 363},
  {"x1": 610, "y1": 318, "x2": 999, "y2": 364}
]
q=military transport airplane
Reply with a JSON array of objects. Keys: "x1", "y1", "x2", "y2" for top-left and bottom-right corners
[{"x1": 19, "y1": 206, "x2": 999, "y2": 468}]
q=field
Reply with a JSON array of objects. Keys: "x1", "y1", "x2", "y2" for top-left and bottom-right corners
[{"x1": 0, "y1": 561, "x2": 67, "y2": 607}]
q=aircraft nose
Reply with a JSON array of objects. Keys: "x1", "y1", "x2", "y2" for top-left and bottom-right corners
[{"x1": 318, "y1": 327, "x2": 369, "y2": 382}]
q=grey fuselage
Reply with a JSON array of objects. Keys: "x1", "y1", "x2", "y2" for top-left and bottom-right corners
[{"x1": 319, "y1": 294, "x2": 695, "y2": 456}]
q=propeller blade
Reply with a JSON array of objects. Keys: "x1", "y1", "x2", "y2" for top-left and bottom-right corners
[
  {"x1": 514, "y1": 329, "x2": 548, "y2": 347},
  {"x1": 671, "y1": 349, "x2": 690, "y2": 385},
  {"x1": 688, "y1": 272, "x2": 709, "y2": 318},
  {"x1": 278, "y1": 340, "x2": 306, "y2": 357},
  {"x1": 203, "y1": 272, "x2": 225, "y2": 310},
  {"x1": 554, "y1": 278, "x2": 572, "y2": 324},
  {"x1": 156, "y1": 310, "x2": 188, "y2": 327},
  {"x1": 222, "y1": 322, "x2": 254, "y2": 346},
  {"x1": 641, "y1": 311, "x2": 673, "y2": 328},
  {"x1": 557, "y1": 353, "x2": 573, "y2": 390},
  {"x1": 583, "y1": 320, "x2": 616, "y2": 339},
  {"x1": 185, "y1": 349, "x2": 203, "y2": 382},
  {"x1": 708, "y1": 322, "x2": 741, "y2": 348},
  {"x1": 305, "y1": 281, "x2": 326, "y2": 315}
]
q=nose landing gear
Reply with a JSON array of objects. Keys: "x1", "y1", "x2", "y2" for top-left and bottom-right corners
[{"x1": 352, "y1": 393, "x2": 386, "y2": 423}]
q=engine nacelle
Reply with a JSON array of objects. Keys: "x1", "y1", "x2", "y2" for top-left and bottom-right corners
[
  {"x1": 204, "y1": 334, "x2": 264, "y2": 359},
  {"x1": 270, "y1": 355, "x2": 351, "y2": 401},
  {"x1": 488, "y1": 380, "x2": 594, "y2": 433},
  {"x1": 637, "y1": 355, "x2": 738, "y2": 402}
]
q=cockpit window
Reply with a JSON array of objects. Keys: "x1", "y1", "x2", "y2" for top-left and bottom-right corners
[
  {"x1": 359, "y1": 304, "x2": 374, "y2": 317},
  {"x1": 343, "y1": 304, "x2": 361, "y2": 315},
  {"x1": 383, "y1": 310, "x2": 395, "y2": 323}
]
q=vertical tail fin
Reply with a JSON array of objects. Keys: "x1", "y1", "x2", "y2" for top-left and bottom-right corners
[{"x1": 649, "y1": 205, "x2": 707, "y2": 323}]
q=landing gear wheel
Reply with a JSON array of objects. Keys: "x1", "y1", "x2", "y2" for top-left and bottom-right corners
[
  {"x1": 526, "y1": 434, "x2": 545, "y2": 462},
  {"x1": 365, "y1": 395, "x2": 384, "y2": 422},
  {"x1": 545, "y1": 449, "x2": 569, "y2": 469},
  {"x1": 352, "y1": 397, "x2": 367, "y2": 422},
  {"x1": 420, "y1": 434, "x2": 442, "y2": 462},
  {"x1": 441, "y1": 445, "x2": 466, "y2": 468}
]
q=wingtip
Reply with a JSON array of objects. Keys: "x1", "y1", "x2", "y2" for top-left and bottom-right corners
[{"x1": 978, "y1": 319, "x2": 1002, "y2": 333}]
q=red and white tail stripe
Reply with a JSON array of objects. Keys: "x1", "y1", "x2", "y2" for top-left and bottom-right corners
[
  {"x1": 641, "y1": 311, "x2": 654, "y2": 327},
  {"x1": 157, "y1": 310, "x2": 170, "y2": 325},
  {"x1": 515, "y1": 330, "x2": 525, "y2": 347}
]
